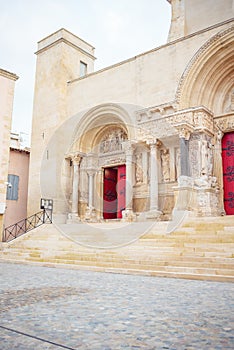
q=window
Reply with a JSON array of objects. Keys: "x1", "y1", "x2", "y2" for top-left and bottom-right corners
[
  {"x1": 80, "y1": 61, "x2": 87, "y2": 77},
  {"x1": 6, "y1": 174, "x2": 19, "y2": 200}
]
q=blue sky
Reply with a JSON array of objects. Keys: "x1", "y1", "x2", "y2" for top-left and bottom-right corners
[{"x1": 0, "y1": 0, "x2": 171, "y2": 141}]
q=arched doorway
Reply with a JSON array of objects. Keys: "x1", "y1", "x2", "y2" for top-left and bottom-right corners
[{"x1": 222, "y1": 132, "x2": 234, "y2": 215}]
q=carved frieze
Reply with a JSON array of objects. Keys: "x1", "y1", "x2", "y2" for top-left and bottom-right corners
[
  {"x1": 99, "y1": 154, "x2": 126, "y2": 167},
  {"x1": 193, "y1": 111, "x2": 214, "y2": 134},
  {"x1": 215, "y1": 114, "x2": 234, "y2": 133},
  {"x1": 136, "y1": 106, "x2": 214, "y2": 141}
]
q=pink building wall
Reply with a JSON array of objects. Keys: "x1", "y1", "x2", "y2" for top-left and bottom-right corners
[{"x1": 4, "y1": 148, "x2": 30, "y2": 228}]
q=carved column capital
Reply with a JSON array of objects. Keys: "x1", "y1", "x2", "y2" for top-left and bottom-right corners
[
  {"x1": 72, "y1": 154, "x2": 82, "y2": 166},
  {"x1": 146, "y1": 139, "x2": 162, "y2": 149},
  {"x1": 177, "y1": 126, "x2": 193, "y2": 140},
  {"x1": 122, "y1": 141, "x2": 135, "y2": 156},
  {"x1": 66, "y1": 153, "x2": 82, "y2": 165},
  {"x1": 87, "y1": 169, "x2": 96, "y2": 177}
]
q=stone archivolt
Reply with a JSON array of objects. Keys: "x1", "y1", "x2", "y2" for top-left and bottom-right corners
[{"x1": 176, "y1": 25, "x2": 234, "y2": 112}]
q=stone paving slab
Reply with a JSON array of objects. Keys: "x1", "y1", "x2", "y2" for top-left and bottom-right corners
[{"x1": 0, "y1": 262, "x2": 233, "y2": 349}]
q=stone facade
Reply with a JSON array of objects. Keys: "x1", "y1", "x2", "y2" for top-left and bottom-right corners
[
  {"x1": 28, "y1": 1, "x2": 234, "y2": 223},
  {"x1": 0, "y1": 69, "x2": 18, "y2": 238}
]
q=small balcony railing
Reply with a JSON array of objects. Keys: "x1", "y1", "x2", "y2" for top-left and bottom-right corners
[{"x1": 3, "y1": 209, "x2": 52, "y2": 243}]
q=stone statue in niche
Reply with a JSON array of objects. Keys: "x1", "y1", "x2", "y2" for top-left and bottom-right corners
[
  {"x1": 161, "y1": 149, "x2": 170, "y2": 182},
  {"x1": 135, "y1": 153, "x2": 143, "y2": 184},
  {"x1": 99, "y1": 128, "x2": 127, "y2": 154},
  {"x1": 201, "y1": 140, "x2": 213, "y2": 176}
]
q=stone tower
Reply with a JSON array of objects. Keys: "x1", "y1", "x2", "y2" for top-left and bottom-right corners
[{"x1": 28, "y1": 29, "x2": 96, "y2": 215}]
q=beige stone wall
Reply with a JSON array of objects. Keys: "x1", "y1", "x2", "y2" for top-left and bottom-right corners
[
  {"x1": 0, "y1": 69, "x2": 18, "y2": 239},
  {"x1": 67, "y1": 21, "x2": 232, "y2": 116},
  {"x1": 168, "y1": 0, "x2": 233, "y2": 42}
]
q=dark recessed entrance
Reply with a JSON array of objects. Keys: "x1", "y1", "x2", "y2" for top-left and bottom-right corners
[{"x1": 103, "y1": 165, "x2": 126, "y2": 219}]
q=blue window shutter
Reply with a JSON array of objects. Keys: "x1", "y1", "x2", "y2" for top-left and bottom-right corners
[{"x1": 6, "y1": 174, "x2": 19, "y2": 200}]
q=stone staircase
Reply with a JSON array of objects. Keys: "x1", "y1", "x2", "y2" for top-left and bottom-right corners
[{"x1": 0, "y1": 216, "x2": 234, "y2": 282}]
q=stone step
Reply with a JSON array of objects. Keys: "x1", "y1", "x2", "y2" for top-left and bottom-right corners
[
  {"x1": 2, "y1": 248, "x2": 233, "y2": 270},
  {"x1": 1, "y1": 218, "x2": 234, "y2": 282},
  {"x1": 1, "y1": 242, "x2": 233, "y2": 257},
  {"x1": 2, "y1": 252, "x2": 232, "y2": 276},
  {"x1": 1, "y1": 256, "x2": 233, "y2": 283}
]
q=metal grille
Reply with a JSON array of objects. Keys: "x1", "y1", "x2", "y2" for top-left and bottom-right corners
[{"x1": 3, "y1": 209, "x2": 52, "y2": 242}]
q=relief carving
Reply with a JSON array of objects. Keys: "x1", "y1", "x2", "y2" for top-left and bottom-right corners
[
  {"x1": 135, "y1": 153, "x2": 143, "y2": 184},
  {"x1": 99, "y1": 156, "x2": 126, "y2": 167},
  {"x1": 189, "y1": 135, "x2": 200, "y2": 178},
  {"x1": 99, "y1": 128, "x2": 127, "y2": 154}
]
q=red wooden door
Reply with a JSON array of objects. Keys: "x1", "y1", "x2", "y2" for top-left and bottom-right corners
[
  {"x1": 103, "y1": 168, "x2": 117, "y2": 219},
  {"x1": 117, "y1": 165, "x2": 126, "y2": 218},
  {"x1": 222, "y1": 132, "x2": 234, "y2": 215}
]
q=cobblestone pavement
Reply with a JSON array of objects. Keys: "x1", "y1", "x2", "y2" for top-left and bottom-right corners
[{"x1": 0, "y1": 262, "x2": 233, "y2": 349}]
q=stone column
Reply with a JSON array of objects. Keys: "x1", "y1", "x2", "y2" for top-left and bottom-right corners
[
  {"x1": 67, "y1": 154, "x2": 82, "y2": 223},
  {"x1": 146, "y1": 139, "x2": 162, "y2": 219},
  {"x1": 87, "y1": 170, "x2": 95, "y2": 209},
  {"x1": 85, "y1": 169, "x2": 97, "y2": 222},
  {"x1": 122, "y1": 141, "x2": 135, "y2": 221},
  {"x1": 179, "y1": 128, "x2": 191, "y2": 177},
  {"x1": 125, "y1": 143, "x2": 133, "y2": 211}
]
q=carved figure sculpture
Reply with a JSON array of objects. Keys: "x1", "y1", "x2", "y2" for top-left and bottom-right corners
[
  {"x1": 135, "y1": 153, "x2": 143, "y2": 184},
  {"x1": 161, "y1": 149, "x2": 170, "y2": 182}
]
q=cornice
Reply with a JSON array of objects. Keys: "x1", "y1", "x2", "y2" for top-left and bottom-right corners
[
  {"x1": 0, "y1": 68, "x2": 19, "y2": 81},
  {"x1": 68, "y1": 18, "x2": 234, "y2": 85},
  {"x1": 35, "y1": 37, "x2": 96, "y2": 60}
]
